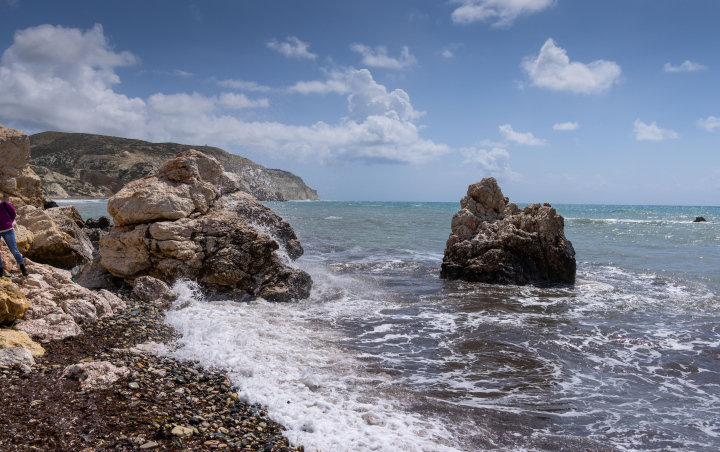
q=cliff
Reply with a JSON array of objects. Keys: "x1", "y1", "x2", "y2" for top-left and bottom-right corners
[{"x1": 28, "y1": 132, "x2": 321, "y2": 201}]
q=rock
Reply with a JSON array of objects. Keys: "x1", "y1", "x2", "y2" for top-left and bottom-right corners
[
  {"x1": 15, "y1": 313, "x2": 82, "y2": 341},
  {"x1": 15, "y1": 205, "x2": 93, "y2": 268},
  {"x1": 171, "y1": 426, "x2": 195, "y2": 437},
  {"x1": 0, "y1": 347, "x2": 35, "y2": 368},
  {"x1": 693, "y1": 216, "x2": 707, "y2": 222},
  {"x1": 0, "y1": 125, "x2": 49, "y2": 208},
  {"x1": 85, "y1": 216, "x2": 112, "y2": 229},
  {"x1": 441, "y1": 177, "x2": 576, "y2": 284},
  {"x1": 129, "y1": 340, "x2": 162, "y2": 356},
  {"x1": 61, "y1": 361, "x2": 130, "y2": 390},
  {"x1": 0, "y1": 278, "x2": 29, "y2": 324},
  {"x1": 131, "y1": 276, "x2": 177, "y2": 303},
  {"x1": 0, "y1": 329, "x2": 45, "y2": 356},
  {"x1": 13, "y1": 224, "x2": 34, "y2": 255},
  {"x1": 73, "y1": 257, "x2": 118, "y2": 290},
  {"x1": 100, "y1": 150, "x2": 312, "y2": 301}
]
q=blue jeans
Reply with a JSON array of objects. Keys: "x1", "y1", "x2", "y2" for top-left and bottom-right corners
[{"x1": 0, "y1": 229, "x2": 24, "y2": 267}]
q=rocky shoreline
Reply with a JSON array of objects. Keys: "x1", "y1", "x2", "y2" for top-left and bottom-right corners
[{"x1": 0, "y1": 292, "x2": 304, "y2": 452}]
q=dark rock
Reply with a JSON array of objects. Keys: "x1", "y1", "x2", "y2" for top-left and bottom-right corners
[
  {"x1": 441, "y1": 178, "x2": 576, "y2": 285},
  {"x1": 693, "y1": 216, "x2": 707, "y2": 223},
  {"x1": 43, "y1": 200, "x2": 59, "y2": 209},
  {"x1": 85, "y1": 216, "x2": 112, "y2": 229}
]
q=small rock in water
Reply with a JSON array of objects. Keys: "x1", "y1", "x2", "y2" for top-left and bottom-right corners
[{"x1": 693, "y1": 216, "x2": 707, "y2": 222}]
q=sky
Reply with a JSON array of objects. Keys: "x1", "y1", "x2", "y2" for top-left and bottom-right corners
[{"x1": 0, "y1": 0, "x2": 718, "y2": 205}]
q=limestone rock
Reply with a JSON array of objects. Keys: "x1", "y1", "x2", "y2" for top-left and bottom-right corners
[
  {"x1": 0, "y1": 278, "x2": 29, "y2": 324},
  {"x1": 73, "y1": 257, "x2": 118, "y2": 290},
  {"x1": 0, "y1": 125, "x2": 48, "y2": 208},
  {"x1": 61, "y1": 361, "x2": 130, "y2": 390},
  {"x1": 100, "y1": 150, "x2": 312, "y2": 301},
  {"x1": 16, "y1": 205, "x2": 93, "y2": 268},
  {"x1": 0, "y1": 329, "x2": 45, "y2": 356},
  {"x1": 0, "y1": 347, "x2": 35, "y2": 368},
  {"x1": 15, "y1": 313, "x2": 82, "y2": 341},
  {"x1": 441, "y1": 177, "x2": 576, "y2": 285}
]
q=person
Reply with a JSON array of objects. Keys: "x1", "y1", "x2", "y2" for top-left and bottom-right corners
[{"x1": 0, "y1": 195, "x2": 28, "y2": 277}]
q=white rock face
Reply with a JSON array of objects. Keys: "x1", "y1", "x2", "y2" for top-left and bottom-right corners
[{"x1": 61, "y1": 361, "x2": 130, "y2": 390}]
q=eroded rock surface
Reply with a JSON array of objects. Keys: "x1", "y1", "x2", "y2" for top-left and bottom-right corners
[
  {"x1": 441, "y1": 178, "x2": 576, "y2": 284},
  {"x1": 61, "y1": 361, "x2": 130, "y2": 390},
  {"x1": 0, "y1": 125, "x2": 49, "y2": 208},
  {"x1": 100, "y1": 150, "x2": 312, "y2": 301}
]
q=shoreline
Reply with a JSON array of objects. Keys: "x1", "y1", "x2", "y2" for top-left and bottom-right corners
[{"x1": 0, "y1": 293, "x2": 304, "y2": 452}]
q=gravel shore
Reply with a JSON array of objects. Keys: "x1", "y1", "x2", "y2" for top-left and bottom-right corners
[{"x1": 0, "y1": 294, "x2": 305, "y2": 452}]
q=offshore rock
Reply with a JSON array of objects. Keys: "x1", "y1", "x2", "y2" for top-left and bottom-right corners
[
  {"x1": 100, "y1": 150, "x2": 312, "y2": 301},
  {"x1": 441, "y1": 178, "x2": 576, "y2": 284},
  {"x1": 0, "y1": 125, "x2": 49, "y2": 208}
]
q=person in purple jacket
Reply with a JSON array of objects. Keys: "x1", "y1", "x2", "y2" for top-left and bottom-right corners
[{"x1": 0, "y1": 194, "x2": 28, "y2": 277}]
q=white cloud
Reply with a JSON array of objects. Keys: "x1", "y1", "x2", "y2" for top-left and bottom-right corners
[
  {"x1": 219, "y1": 93, "x2": 269, "y2": 109},
  {"x1": 351, "y1": 44, "x2": 417, "y2": 69},
  {"x1": 553, "y1": 121, "x2": 579, "y2": 131},
  {"x1": 664, "y1": 61, "x2": 707, "y2": 73},
  {"x1": 697, "y1": 116, "x2": 720, "y2": 132},
  {"x1": 633, "y1": 119, "x2": 679, "y2": 141},
  {"x1": 0, "y1": 24, "x2": 448, "y2": 165},
  {"x1": 217, "y1": 79, "x2": 271, "y2": 92},
  {"x1": 442, "y1": 49, "x2": 454, "y2": 59},
  {"x1": 287, "y1": 69, "x2": 351, "y2": 95},
  {"x1": 267, "y1": 36, "x2": 317, "y2": 60},
  {"x1": 451, "y1": 0, "x2": 555, "y2": 27},
  {"x1": 460, "y1": 146, "x2": 519, "y2": 179},
  {"x1": 522, "y1": 38, "x2": 621, "y2": 94},
  {"x1": 499, "y1": 124, "x2": 546, "y2": 145}
]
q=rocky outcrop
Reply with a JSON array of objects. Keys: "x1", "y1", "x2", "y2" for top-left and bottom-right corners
[
  {"x1": 15, "y1": 205, "x2": 94, "y2": 269},
  {"x1": 99, "y1": 150, "x2": 312, "y2": 301},
  {"x1": 694, "y1": 216, "x2": 707, "y2": 223},
  {"x1": 29, "y1": 131, "x2": 321, "y2": 201},
  {"x1": 0, "y1": 125, "x2": 50, "y2": 208},
  {"x1": 441, "y1": 178, "x2": 576, "y2": 285}
]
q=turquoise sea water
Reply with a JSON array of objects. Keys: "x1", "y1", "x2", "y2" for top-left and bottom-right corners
[{"x1": 63, "y1": 199, "x2": 720, "y2": 451}]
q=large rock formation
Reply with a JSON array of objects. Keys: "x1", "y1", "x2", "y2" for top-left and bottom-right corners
[
  {"x1": 29, "y1": 131, "x2": 321, "y2": 201},
  {"x1": 99, "y1": 150, "x2": 312, "y2": 301},
  {"x1": 0, "y1": 125, "x2": 50, "y2": 208},
  {"x1": 441, "y1": 178, "x2": 576, "y2": 284}
]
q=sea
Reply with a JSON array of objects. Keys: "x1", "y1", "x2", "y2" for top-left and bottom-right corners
[{"x1": 59, "y1": 199, "x2": 720, "y2": 451}]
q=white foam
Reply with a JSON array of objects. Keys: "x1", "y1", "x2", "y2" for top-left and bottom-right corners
[{"x1": 163, "y1": 279, "x2": 461, "y2": 452}]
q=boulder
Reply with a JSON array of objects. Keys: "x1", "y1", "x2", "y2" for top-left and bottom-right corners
[
  {"x1": 73, "y1": 257, "x2": 118, "y2": 290},
  {"x1": 441, "y1": 178, "x2": 576, "y2": 285},
  {"x1": 0, "y1": 329, "x2": 45, "y2": 356},
  {"x1": 15, "y1": 313, "x2": 82, "y2": 341},
  {"x1": 0, "y1": 347, "x2": 35, "y2": 369},
  {"x1": 15, "y1": 205, "x2": 93, "y2": 268},
  {"x1": 693, "y1": 216, "x2": 707, "y2": 223},
  {"x1": 0, "y1": 278, "x2": 29, "y2": 324},
  {"x1": 100, "y1": 150, "x2": 312, "y2": 301},
  {"x1": 0, "y1": 125, "x2": 49, "y2": 208},
  {"x1": 61, "y1": 361, "x2": 129, "y2": 390},
  {"x1": 132, "y1": 276, "x2": 176, "y2": 303}
]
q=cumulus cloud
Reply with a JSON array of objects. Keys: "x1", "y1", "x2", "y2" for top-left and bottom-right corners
[
  {"x1": 217, "y1": 79, "x2": 272, "y2": 92},
  {"x1": 287, "y1": 69, "x2": 351, "y2": 95},
  {"x1": 499, "y1": 124, "x2": 546, "y2": 145},
  {"x1": 267, "y1": 36, "x2": 317, "y2": 60},
  {"x1": 633, "y1": 119, "x2": 679, "y2": 141},
  {"x1": 664, "y1": 61, "x2": 707, "y2": 73},
  {"x1": 451, "y1": 0, "x2": 555, "y2": 27},
  {"x1": 522, "y1": 38, "x2": 621, "y2": 94},
  {"x1": 697, "y1": 116, "x2": 720, "y2": 132},
  {"x1": 351, "y1": 44, "x2": 417, "y2": 69},
  {"x1": 0, "y1": 24, "x2": 448, "y2": 165},
  {"x1": 553, "y1": 121, "x2": 579, "y2": 131},
  {"x1": 460, "y1": 146, "x2": 519, "y2": 179}
]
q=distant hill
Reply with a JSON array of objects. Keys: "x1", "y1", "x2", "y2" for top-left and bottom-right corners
[{"x1": 29, "y1": 132, "x2": 320, "y2": 201}]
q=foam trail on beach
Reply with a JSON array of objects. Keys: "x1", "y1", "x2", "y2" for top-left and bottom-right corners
[{"x1": 164, "y1": 274, "x2": 461, "y2": 452}]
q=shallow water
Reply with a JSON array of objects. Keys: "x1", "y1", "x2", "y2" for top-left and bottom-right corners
[{"x1": 69, "y1": 199, "x2": 720, "y2": 451}]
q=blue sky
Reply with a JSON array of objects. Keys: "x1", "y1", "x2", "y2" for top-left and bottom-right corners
[{"x1": 0, "y1": 0, "x2": 718, "y2": 204}]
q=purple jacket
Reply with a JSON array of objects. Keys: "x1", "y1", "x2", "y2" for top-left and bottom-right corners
[{"x1": 0, "y1": 201, "x2": 17, "y2": 231}]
